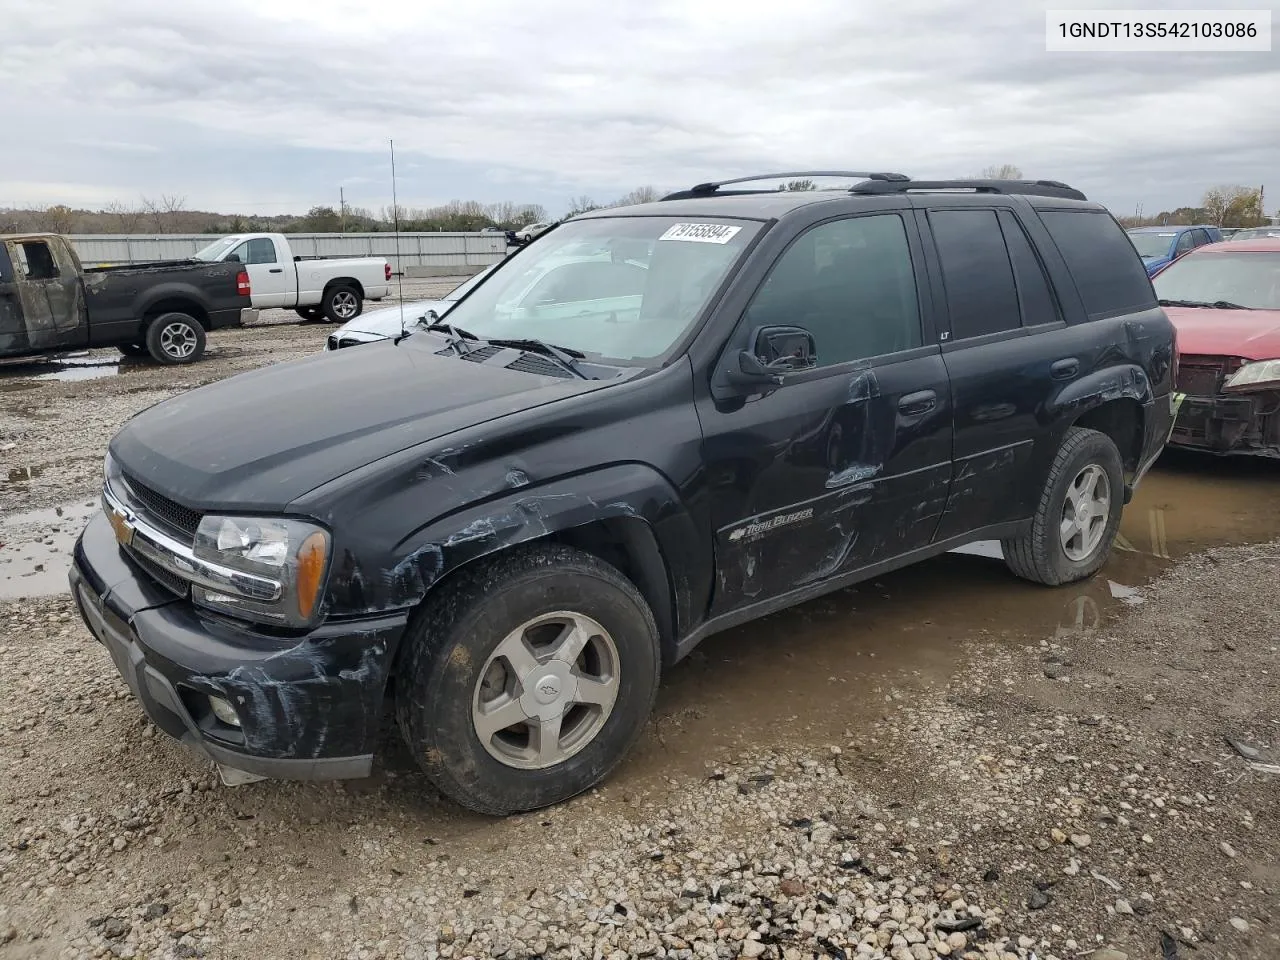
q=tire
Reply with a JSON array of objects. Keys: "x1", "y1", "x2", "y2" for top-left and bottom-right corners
[
  {"x1": 295, "y1": 306, "x2": 323, "y2": 322},
  {"x1": 117, "y1": 342, "x2": 148, "y2": 358},
  {"x1": 1002, "y1": 426, "x2": 1124, "y2": 586},
  {"x1": 395, "y1": 544, "x2": 661, "y2": 815},
  {"x1": 321, "y1": 285, "x2": 362, "y2": 323},
  {"x1": 144, "y1": 313, "x2": 206, "y2": 365}
]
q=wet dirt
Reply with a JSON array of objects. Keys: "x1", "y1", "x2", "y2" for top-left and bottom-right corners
[
  {"x1": 0, "y1": 497, "x2": 99, "y2": 599},
  {"x1": 620, "y1": 450, "x2": 1280, "y2": 783}
]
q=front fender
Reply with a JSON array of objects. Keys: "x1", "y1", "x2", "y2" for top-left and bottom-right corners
[{"x1": 330, "y1": 463, "x2": 706, "y2": 643}]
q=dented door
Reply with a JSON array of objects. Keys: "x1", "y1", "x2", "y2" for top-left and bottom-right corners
[
  {"x1": 0, "y1": 243, "x2": 24, "y2": 354},
  {"x1": 1, "y1": 238, "x2": 86, "y2": 353},
  {"x1": 698, "y1": 211, "x2": 953, "y2": 616}
]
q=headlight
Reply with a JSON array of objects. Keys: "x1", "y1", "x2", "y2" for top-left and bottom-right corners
[
  {"x1": 192, "y1": 515, "x2": 331, "y2": 627},
  {"x1": 1223, "y1": 359, "x2": 1280, "y2": 393}
]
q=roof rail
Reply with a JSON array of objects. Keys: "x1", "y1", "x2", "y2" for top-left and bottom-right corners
[
  {"x1": 660, "y1": 170, "x2": 910, "y2": 201},
  {"x1": 849, "y1": 178, "x2": 1087, "y2": 201}
]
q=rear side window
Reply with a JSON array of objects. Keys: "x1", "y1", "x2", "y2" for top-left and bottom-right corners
[
  {"x1": 929, "y1": 210, "x2": 1020, "y2": 339},
  {"x1": 1040, "y1": 210, "x2": 1157, "y2": 319},
  {"x1": 997, "y1": 211, "x2": 1060, "y2": 326}
]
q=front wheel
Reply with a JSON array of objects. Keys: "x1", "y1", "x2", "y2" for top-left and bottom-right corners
[
  {"x1": 145, "y1": 313, "x2": 206, "y2": 365},
  {"x1": 321, "y1": 286, "x2": 361, "y2": 323},
  {"x1": 1002, "y1": 426, "x2": 1124, "y2": 586},
  {"x1": 395, "y1": 545, "x2": 661, "y2": 815}
]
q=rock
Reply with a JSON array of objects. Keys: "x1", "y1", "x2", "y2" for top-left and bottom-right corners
[
  {"x1": 1027, "y1": 891, "x2": 1052, "y2": 911},
  {"x1": 1114, "y1": 900, "x2": 1134, "y2": 916},
  {"x1": 1069, "y1": 834, "x2": 1092, "y2": 849},
  {"x1": 947, "y1": 933, "x2": 967, "y2": 950},
  {"x1": 1050, "y1": 828, "x2": 1067, "y2": 844},
  {"x1": 740, "y1": 941, "x2": 767, "y2": 958},
  {"x1": 1229, "y1": 918, "x2": 1250, "y2": 933},
  {"x1": 143, "y1": 903, "x2": 168, "y2": 921},
  {"x1": 1043, "y1": 663, "x2": 1069, "y2": 680},
  {"x1": 1219, "y1": 841, "x2": 1238, "y2": 858},
  {"x1": 101, "y1": 918, "x2": 130, "y2": 940},
  {"x1": 779, "y1": 878, "x2": 807, "y2": 897},
  {"x1": 1091, "y1": 950, "x2": 1128, "y2": 960},
  {"x1": 982, "y1": 868, "x2": 1000, "y2": 882}
]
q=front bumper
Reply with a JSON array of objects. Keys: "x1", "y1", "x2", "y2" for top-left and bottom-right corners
[
  {"x1": 70, "y1": 511, "x2": 407, "y2": 780},
  {"x1": 1170, "y1": 390, "x2": 1280, "y2": 457}
]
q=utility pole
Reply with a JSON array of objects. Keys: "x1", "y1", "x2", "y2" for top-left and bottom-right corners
[{"x1": 339, "y1": 187, "x2": 347, "y2": 234}]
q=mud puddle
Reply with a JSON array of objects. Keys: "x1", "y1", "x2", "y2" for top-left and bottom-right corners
[
  {"x1": 0, "y1": 351, "x2": 138, "y2": 384},
  {"x1": 0, "y1": 498, "x2": 98, "y2": 599},
  {"x1": 622, "y1": 452, "x2": 1280, "y2": 781}
]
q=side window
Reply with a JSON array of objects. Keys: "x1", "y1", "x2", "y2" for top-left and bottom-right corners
[
  {"x1": 1175, "y1": 232, "x2": 1196, "y2": 254},
  {"x1": 1039, "y1": 210, "x2": 1158, "y2": 319},
  {"x1": 16, "y1": 241, "x2": 60, "y2": 280},
  {"x1": 1191, "y1": 229, "x2": 1211, "y2": 247},
  {"x1": 996, "y1": 211, "x2": 1061, "y2": 326},
  {"x1": 245, "y1": 238, "x2": 277, "y2": 264},
  {"x1": 929, "y1": 209, "x2": 1020, "y2": 339},
  {"x1": 744, "y1": 214, "x2": 922, "y2": 367}
]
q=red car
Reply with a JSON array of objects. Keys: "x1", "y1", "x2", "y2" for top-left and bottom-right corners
[{"x1": 1153, "y1": 238, "x2": 1280, "y2": 457}]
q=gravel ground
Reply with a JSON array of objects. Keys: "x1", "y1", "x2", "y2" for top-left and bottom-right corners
[{"x1": 1, "y1": 285, "x2": 1277, "y2": 960}]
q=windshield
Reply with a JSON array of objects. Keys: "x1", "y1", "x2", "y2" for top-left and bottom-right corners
[
  {"x1": 1153, "y1": 251, "x2": 1280, "y2": 310},
  {"x1": 439, "y1": 216, "x2": 761, "y2": 363},
  {"x1": 443, "y1": 264, "x2": 498, "y2": 301},
  {"x1": 192, "y1": 237, "x2": 240, "y2": 261},
  {"x1": 1128, "y1": 232, "x2": 1176, "y2": 258},
  {"x1": 1229, "y1": 228, "x2": 1280, "y2": 242}
]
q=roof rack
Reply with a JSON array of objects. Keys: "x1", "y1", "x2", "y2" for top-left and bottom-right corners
[
  {"x1": 660, "y1": 170, "x2": 910, "y2": 201},
  {"x1": 849, "y1": 178, "x2": 1087, "y2": 201}
]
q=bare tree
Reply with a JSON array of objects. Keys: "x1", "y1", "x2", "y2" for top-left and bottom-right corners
[
  {"x1": 615, "y1": 185, "x2": 660, "y2": 205},
  {"x1": 103, "y1": 201, "x2": 145, "y2": 233},
  {"x1": 782, "y1": 179, "x2": 817, "y2": 191},
  {"x1": 1202, "y1": 185, "x2": 1264, "y2": 227},
  {"x1": 979, "y1": 164, "x2": 1024, "y2": 180},
  {"x1": 141, "y1": 194, "x2": 187, "y2": 233},
  {"x1": 39, "y1": 204, "x2": 77, "y2": 234},
  {"x1": 565, "y1": 196, "x2": 599, "y2": 218}
]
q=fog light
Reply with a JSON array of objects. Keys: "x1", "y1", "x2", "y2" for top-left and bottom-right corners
[{"x1": 208, "y1": 695, "x2": 241, "y2": 728}]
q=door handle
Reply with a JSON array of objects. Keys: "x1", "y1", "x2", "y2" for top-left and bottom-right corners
[
  {"x1": 268, "y1": 268, "x2": 283, "y2": 274},
  {"x1": 898, "y1": 390, "x2": 937, "y2": 416},
  {"x1": 1051, "y1": 358, "x2": 1080, "y2": 381}
]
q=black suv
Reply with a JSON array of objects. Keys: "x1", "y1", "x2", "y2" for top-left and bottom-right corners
[{"x1": 71, "y1": 172, "x2": 1175, "y2": 814}]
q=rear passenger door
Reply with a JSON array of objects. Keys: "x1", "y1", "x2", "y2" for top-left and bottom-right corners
[{"x1": 921, "y1": 205, "x2": 1075, "y2": 540}]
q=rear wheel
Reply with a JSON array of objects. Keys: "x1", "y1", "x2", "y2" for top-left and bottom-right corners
[
  {"x1": 117, "y1": 342, "x2": 147, "y2": 358},
  {"x1": 1002, "y1": 427, "x2": 1123, "y2": 586},
  {"x1": 395, "y1": 545, "x2": 661, "y2": 815},
  {"x1": 321, "y1": 285, "x2": 361, "y2": 323},
  {"x1": 144, "y1": 313, "x2": 206, "y2": 365}
]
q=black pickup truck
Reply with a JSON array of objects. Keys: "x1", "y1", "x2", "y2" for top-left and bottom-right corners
[
  {"x1": 0, "y1": 233, "x2": 254, "y2": 365},
  {"x1": 71, "y1": 172, "x2": 1175, "y2": 814}
]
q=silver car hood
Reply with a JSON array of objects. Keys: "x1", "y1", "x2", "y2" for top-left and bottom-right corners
[{"x1": 332, "y1": 297, "x2": 453, "y2": 341}]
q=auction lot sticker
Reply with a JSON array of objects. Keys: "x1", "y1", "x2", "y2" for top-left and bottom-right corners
[{"x1": 660, "y1": 223, "x2": 743, "y2": 244}]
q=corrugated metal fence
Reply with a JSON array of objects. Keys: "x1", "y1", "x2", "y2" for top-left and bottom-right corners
[{"x1": 67, "y1": 232, "x2": 508, "y2": 274}]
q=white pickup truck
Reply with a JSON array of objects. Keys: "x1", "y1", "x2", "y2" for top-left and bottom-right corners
[{"x1": 192, "y1": 233, "x2": 391, "y2": 322}]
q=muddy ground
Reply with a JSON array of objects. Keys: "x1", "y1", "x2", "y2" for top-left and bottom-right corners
[{"x1": 0, "y1": 298, "x2": 1277, "y2": 960}]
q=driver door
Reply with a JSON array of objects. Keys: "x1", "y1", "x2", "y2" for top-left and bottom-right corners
[
  {"x1": 229, "y1": 237, "x2": 292, "y2": 307},
  {"x1": 697, "y1": 211, "x2": 953, "y2": 615}
]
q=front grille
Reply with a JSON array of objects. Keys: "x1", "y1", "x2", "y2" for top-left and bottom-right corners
[
  {"x1": 122, "y1": 475, "x2": 203, "y2": 540},
  {"x1": 1175, "y1": 355, "x2": 1246, "y2": 397},
  {"x1": 122, "y1": 544, "x2": 189, "y2": 597}
]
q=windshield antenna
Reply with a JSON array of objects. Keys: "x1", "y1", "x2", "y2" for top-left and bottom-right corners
[{"x1": 390, "y1": 138, "x2": 408, "y2": 344}]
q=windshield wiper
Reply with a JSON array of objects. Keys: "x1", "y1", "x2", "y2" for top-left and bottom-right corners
[
  {"x1": 1159, "y1": 298, "x2": 1250, "y2": 310},
  {"x1": 422, "y1": 319, "x2": 481, "y2": 354},
  {"x1": 486, "y1": 338, "x2": 590, "y2": 379}
]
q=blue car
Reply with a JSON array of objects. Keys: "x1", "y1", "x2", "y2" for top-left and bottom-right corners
[{"x1": 1127, "y1": 225, "x2": 1223, "y2": 276}]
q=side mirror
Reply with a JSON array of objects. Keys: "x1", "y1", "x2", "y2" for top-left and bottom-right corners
[
  {"x1": 225, "y1": 254, "x2": 241, "y2": 263},
  {"x1": 725, "y1": 325, "x2": 817, "y2": 389}
]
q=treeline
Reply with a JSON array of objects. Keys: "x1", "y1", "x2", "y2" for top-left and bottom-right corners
[
  {"x1": 0, "y1": 196, "x2": 553, "y2": 236},
  {"x1": 1117, "y1": 184, "x2": 1270, "y2": 229}
]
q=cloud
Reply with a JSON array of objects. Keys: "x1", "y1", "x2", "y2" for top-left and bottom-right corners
[{"x1": 0, "y1": 0, "x2": 1275, "y2": 217}]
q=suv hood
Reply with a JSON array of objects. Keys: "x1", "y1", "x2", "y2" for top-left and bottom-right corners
[
  {"x1": 1166, "y1": 306, "x2": 1280, "y2": 360},
  {"x1": 110, "y1": 336, "x2": 606, "y2": 511}
]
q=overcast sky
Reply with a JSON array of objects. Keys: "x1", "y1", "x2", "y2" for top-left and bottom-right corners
[{"x1": 1, "y1": 0, "x2": 1275, "y2": 219}]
